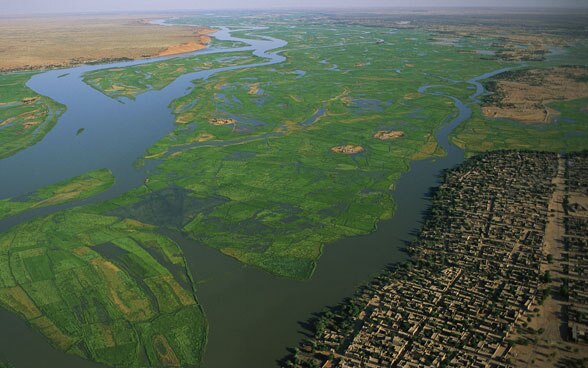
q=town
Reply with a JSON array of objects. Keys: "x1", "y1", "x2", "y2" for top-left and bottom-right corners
[{"x1": 284, "y1": 151, "x2": 588, "y2": 368}]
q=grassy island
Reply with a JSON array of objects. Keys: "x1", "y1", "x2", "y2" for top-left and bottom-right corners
[{"x1": 0, "y1": 72, "x2": 66, "y2": 159}]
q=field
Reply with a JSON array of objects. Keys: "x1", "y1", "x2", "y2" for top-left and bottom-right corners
[
  {"x1": 0, "y1": 72, "x2": 65, "y2": 159},
  {"x1": 0, "y1": 15, "x2": 213, "y2": 72},
  {"x1": 0, "y1": 209, "x2": 207, "y2": 367},
  {"x1": 479, "y1": 67, "x2": 588, "y2": 123},
  {"x1": 0, "y1": 168, "x2": 115, "y2": 220},
  {"x1": 451, "y1": 98, "x2": 588, "y2": 156},
  {"x1": 450, "y1": 65, "x2": 588, "y2": 156}
]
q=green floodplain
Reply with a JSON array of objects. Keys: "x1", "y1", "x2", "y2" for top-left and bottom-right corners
[
  {"x1": 0, "y1": 13, "x2": 587, "y2": 367},
  {"x1": 452, "y1": 97, "x2": 588, "y2": 156},
  {"x1": 83, "y1": 50, "x2": 265, "y2": 100},
  {"x1": 0, "y1": 72, "x2": 65, "y2": 159},
  {"x1": 0, "y1": 168, "x2": 114, "y2": 221}
]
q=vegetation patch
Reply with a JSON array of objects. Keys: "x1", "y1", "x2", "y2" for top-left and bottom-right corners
[
  {"x1": 83, "y1": 51, "x2": 265, "y2": 99},
  {"x1": 0, "y1": 210, "x2": 206, "y2": 367},
  {"x1": 0, "y1": 168, "x2": 115, "y2": 221},
  {"x1": 0, "y1": 72, "x2": 65, "y2": 159},
  {"x1": 99, "y1": 21, "x2": 512, "y2": 279},
  {"x1": 452, "y1": 98, "x2": 588, "y2": 156}
]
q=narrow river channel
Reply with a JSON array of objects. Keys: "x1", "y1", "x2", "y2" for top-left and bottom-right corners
[{"x1": 0, "y1": 20, "x2": 510, "y2": 368}]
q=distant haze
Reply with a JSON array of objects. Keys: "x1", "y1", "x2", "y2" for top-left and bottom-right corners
[{"x1": 0, "y1": 0, "x2": 586, "y2": 15}]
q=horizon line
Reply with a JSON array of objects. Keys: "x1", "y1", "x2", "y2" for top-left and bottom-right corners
[{"x1": 2, "y1": 5, "x2": 588, "y2": 18}]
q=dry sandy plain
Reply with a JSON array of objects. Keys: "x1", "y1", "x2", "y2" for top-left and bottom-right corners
[{"x1": 0, "y1": 14, "x2": 214, "y2": 72}]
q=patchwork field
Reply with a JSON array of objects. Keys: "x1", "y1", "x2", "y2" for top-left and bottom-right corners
[
  {"x1": 0, "y1": 209, "x2": 206, "y2": 367},
  {"x1": 480, "y1": 66, "x2": 588, "y2": 123}
]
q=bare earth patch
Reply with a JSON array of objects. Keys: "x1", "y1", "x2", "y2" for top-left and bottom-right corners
[
  {"x1": 158, "y1": 35, "x2": 212, "y2": 56},
  {"x1": 209, "y1": 118, "x2": 236, "y2": 126},
  {"x1": 248, "y1": 83, "x2": 261, "y2": 95},
  {"x1": 190, "y1": 133, "x2": 215, "y2": 143},
  {"x1": 482, "y1": 66, "x2": 588, "y2": 123},
  {"x1": 373, "y1": 130, "x2": 404, "y2": 140},
  {"x1": 330, "y1": 145, "x2": 365, "y2": 154}
]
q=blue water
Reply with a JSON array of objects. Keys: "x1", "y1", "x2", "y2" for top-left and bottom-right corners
[
  {"x1": 0, "y1": 19, "x2": 515, "y2": 368},
  {"x1": 0, "y1": 26, "x2": 286, "y2": 201}
]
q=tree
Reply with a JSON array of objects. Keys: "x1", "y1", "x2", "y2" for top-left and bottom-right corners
[
  {"x1": 560, "y1": 284, "x2": 570, "y2": 298},
  {"x1": 541, "y1": 271, "x2": 552, "y2": 283}
]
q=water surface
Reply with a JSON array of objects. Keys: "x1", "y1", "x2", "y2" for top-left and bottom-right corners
[{"x1": 0, "y1": 20, "x2": 510, "y2": 368}]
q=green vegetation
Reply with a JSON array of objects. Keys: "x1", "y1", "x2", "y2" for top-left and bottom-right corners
[
  {"x1": 83, "y1": 51, "x2": 265, "y2": 99},
  {"x1": 0, "y1": 168, "x2": 115, "y2": 221},
  {"x1": 141, "y1": 25, "x2": 513, "y2": 279},
  {"x1": 208, "y1": 37, "x2": 248, "y2": 49},
  {"x1": 0, "y1": 209, "x2": 206, "y2": 367},
  {"x1": 0, "y1": 72, "x2": 65, "y2": 159},
  {"x1": 3, "y1": 15, "x2": 587, "y2": 367},
  {"x1": 451, "y1": 98, "x2": 588, "y2": 156},
  {"x1": 87, "y1": 23, "x2": 515, "y2": 278}
]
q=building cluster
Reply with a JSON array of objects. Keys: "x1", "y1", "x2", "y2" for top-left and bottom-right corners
[
  {"x1": 284, "y1": 151, "x2": 588, "y2": 368},
  {"x1": 565, "y1": 152, "x2": 588, "y2": 343}
]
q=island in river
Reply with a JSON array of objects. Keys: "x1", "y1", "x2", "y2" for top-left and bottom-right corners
[{"x1": 0, "y1": 8, "x2": 587, "y2": 368}]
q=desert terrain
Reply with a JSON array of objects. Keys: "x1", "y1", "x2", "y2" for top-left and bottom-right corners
[{"x1": 0, "y1": 15, "x2": 213, "y2": 72}]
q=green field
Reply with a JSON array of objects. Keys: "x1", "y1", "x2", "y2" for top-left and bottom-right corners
[
  {"x1": 0, "y1": 210, "x2": 206, "y2": 367},
  {"x1": 452, "y1": 98, "x2": 588, "y2": 156},
  {"x1": 83, "y1": 51, "x2": 266, "y2": 100},
  {"x1": 0, "y1": 168, "x2": 115, "y2": 221},
  {"x1": 0, "y1": 72, "x2": 65, "y2": 159}
]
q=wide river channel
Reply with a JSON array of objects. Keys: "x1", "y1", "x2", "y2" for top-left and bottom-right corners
[{"x1": 0, "y1": 20, "x2": 510, "y2": 368}]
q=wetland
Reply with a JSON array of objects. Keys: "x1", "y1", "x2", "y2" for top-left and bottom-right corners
[{"x1": 0, "y1": 10, "x2": 587, "y2": 368}]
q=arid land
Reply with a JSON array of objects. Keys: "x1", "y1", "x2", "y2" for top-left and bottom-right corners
[
  {"x1": 0, "y1": 15, "x2": 214, "y2": 72},
  {"x1": 482, "y1": 67, "x2": 588, "y2": 123}
]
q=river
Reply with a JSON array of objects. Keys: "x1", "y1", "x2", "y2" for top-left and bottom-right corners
[{"x1": 0, "y1": 20, "x2": 509, "y2": 368}]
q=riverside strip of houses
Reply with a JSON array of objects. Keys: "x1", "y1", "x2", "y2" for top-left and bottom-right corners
[
  {"x1": 285, "y1": 151, "x2": 588, "y2": 368},
  {"x1": 565, "y1": 152, "x2": 588, "y2": 345}
]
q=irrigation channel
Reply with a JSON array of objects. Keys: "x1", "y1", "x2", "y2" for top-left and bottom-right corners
[{"x1": 0, "y1": 19, "x2": 510, "y2": 368}]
